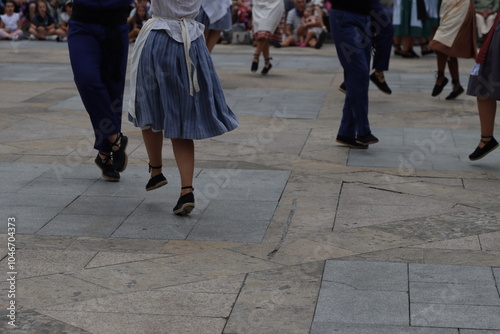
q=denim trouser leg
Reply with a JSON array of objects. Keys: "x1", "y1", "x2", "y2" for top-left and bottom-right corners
[
  {"x1": 330, "y1": 9, "x2": 372, "y2": 138},
  {"x1": 371, "y1": 0, "x2": 394, "y2": 71}
]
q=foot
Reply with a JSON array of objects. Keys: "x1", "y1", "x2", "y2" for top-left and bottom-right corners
[
  {"x1": 94, "y1": 152, "x2": 120, "y2": 181},
  {"x1": 145, "y1": 163, "x2": 168, "y2": 191},
  {"x1": 314, "y1": 31, "x2": 327, "y2": 49},
  {"x1": 110, "y1": 132, "x2": 128, "y2": 172},
  {"x1": 356, "y1": 133, "x2": 379, "y2": 145},
  {"x1": 251, "y1": 54, "x2": 259, "y2": 72},
  {"x1": 173, "y1": 186, "x2": 195, "y2": 216},
  {"x1": 469, "y1": 136, "x2": 499, "y2": 161},
  {"x1": 261, "y1": 58, "x2": 272, "y2": 75},
  {"x1": 370, "y1": 72, "x2": 392, "y2": 95},
  {"x1": 431, "y1": 75, "x2": 449, "y2": 97},
  {"x1": 445, "y1": 83, "x2": 464, "y2": 100},
  {"x1": 336, "y1": 135, "x2": 368, "y2": 149}
]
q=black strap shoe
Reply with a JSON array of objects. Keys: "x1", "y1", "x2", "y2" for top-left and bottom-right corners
[
  {"x1": 95, "y1": 152, "x2": 120, "y2": 181},
  {"x1": 445, "y1": 80, "x2": 464, "y2": 100},
  {"x1": 111, "y1": 132, "x2": 128, "y2": 172},
  {"x1": 469, "y1": 136, "x2": 499, "y2": 161},
  {"x1": 432, "y1": 73, "x2": 448, "y2": 97},
  {"x1": 370, "y1": 72, "x2": 392, "y2": 95},
  {"x1": 338, "y1": 82, "x2": 346, "y2": 94},
  {"x1": 251, "y1": 53, "x2": 259, "y2": 72},
  {"x1": 261, "y1": 58, "x2": 272, "y2": 75},
  {"x1": 173, "y1": 186, "x2": 195, "y2": 216},
  {"x1": 145, "y1": 163, "x2": 168, "y2": 191}
]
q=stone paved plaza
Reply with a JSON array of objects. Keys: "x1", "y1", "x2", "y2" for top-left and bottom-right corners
[{"x1": 1, "y1": 40, "x2": 500, "y2": 333}]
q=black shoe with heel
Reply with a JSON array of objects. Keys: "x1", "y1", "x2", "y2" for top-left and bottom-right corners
[
  {"x1": 111, "y1": 132, "x2": 128, "y2": 172},
  {"x1": 431, "y1": 72, "x2": 449, "y2": 97},
  {"x1": 370, "y1": 72, "x2": 392, "y2": 95},
  {"x1": 95, "y1": 152, "x2": 120, "y2": 181},
  {"x1": 145, "y1": 163, "x2": 168, "y2": 191},
  {"x1": 173, "y1": 186, "x2": 195, "y2": 216},
  {"x1": 445, "y1": 80, "x2": 464, "y2": 100},
  {"x1": 261, "y1": 57, "x2": 272, "y2": 75},
  {"x1": 469, "y1": 136, "x2": 499, "y2": 161}
]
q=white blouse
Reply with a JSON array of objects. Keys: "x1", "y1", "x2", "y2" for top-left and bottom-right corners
[{"x1": 129, "y1": 0, "x2": 204, "y2": 118}]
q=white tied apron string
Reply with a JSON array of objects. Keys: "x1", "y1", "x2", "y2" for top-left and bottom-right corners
[{"x1": 129, "y1": 15, "x2": 200, "y2": 119}]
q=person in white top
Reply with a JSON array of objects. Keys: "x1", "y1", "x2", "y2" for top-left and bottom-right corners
[{"x1": 0, "y1": 0, "x2": 24, "y2": 41}]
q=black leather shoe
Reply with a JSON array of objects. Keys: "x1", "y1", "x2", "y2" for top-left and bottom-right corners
[
  {"x1": 251, "y1": 53, "x2": 259, "y2": 72},
  {"x1": 445, "y1": 85, "x2": 464, "y2": 100},
  {"x1": 95, "y1": 152, "x2": 120, "y2": 181},
  {"x1": 336, "y1": 135, "x2": 368, "y2": 149},
  {"x1": 469, "y1": 136, "x2": 499, "y2": 161},
  {"x1": 356, "y1": 133, "x2": 379, "y2": 145},
  {"x1": 432, "y1": 76, "x2": 449, "y2": 97},
  {"x1": 111, "y1": 133, "x2": 128, "y2": 172},
  {"x1": 173, "y1": 186, "x2": 195, "y2": 216},
  {"x1": 370, "y1": 72, "x2": 392, "y2": 95}
]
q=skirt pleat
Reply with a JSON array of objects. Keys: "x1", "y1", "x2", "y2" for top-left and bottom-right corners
[{"x1": 129, "y1": 30, "x2": 239, "y2": 139}]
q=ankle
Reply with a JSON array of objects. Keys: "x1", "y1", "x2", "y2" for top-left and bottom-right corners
[
  {"x1": 149, "y1": 163, "x2": 162, "y2": 177},
  {"x1": 180, "y1": 186, "x2": 194, "y2": 196}
]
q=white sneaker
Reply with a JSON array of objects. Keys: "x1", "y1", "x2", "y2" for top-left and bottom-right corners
[
  {"x1": 12, "y1": 36, "x2": 19, "y2": 41},
  {"x1": 46, "y1": 35, "x2": 58, "y2": 41},
  {"x1": 29, "y1": 34, "x2": 37, "y2": 40}
]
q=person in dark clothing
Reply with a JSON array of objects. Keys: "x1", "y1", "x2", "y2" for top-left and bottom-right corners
[
  {"x1": 330, "y1": 0, "x2": 379, "y2": 149},
  {"x1": 67, "y1": 0, "x2": 130, "y2": 181}
]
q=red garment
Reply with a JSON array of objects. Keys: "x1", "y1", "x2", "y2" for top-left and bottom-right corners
[{"x1": 476, "y1": 11, "x2": 500, "y2": 64}]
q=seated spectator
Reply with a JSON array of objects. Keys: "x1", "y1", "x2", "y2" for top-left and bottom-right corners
[
  {"x1": 474, "y1": 0, "x2": 499, "y2": 41},
  {"x1": 232, "y1": 0, "x2": 252, "y2": 30},
  {"x1": 46, "y1": 0, "x2": 58, "y2": 26},
  {"x1": 298, "y1": 5, "x2": 326, "y2": 47},
  {"x1": 28, "y1": 0, "x2": 57, "y2": 40},
  {"x1": 0, "y1": 0, "x2": 24, "y2": 40},
  {"x1": 129, "y1": 0, "x2": 150, "y2": 19},
  {"x1": 54, "y1": 0, "x2": 71, "y2": 41},
  {"x1": 282, "y1": 0, "x2": 323, "y2": 47},
  {"x1": 128, "y1": 4, "x2": 148, "y2": 42}
]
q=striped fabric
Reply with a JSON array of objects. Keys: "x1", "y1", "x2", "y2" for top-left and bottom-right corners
[{"x1": 129, "y1": 30, "x2": 239, "y2": 140}]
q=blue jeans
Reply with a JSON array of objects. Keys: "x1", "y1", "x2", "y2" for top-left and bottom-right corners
[
  {"x1": 68, "y1": 20, "x2": 129, "y2": 152},
  {"x1": 330, "y1": 9, "x2": 372, "y2": 138}
]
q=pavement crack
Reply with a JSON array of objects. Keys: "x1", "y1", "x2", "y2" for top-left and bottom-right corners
[{"x1": 267, "y1": 198, "x2": 297, "y2": 257}]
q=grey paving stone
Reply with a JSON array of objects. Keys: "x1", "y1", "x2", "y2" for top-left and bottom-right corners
[
  {"x1": 187, "y1": 218, "x2": 270, "y2": 242},
  {"x1": 18, "y1": 177, "x2": 96, "y2": 195},
  {"x1": 0, "y1": 205, "x2": 60, "y2": 234},
  {"x1": 40, "y1": 163, "x2": 102, "y2": 180},
  {"x1": 48, "y1": 94, "x2": 85, "y2": 110},
  {"x1": 0, "y1": 192, "x2": 77, "y2": 208},
  {"x1": 310, "y1": 323, "x2": 458, "y2": 334},
  {"x1": 0, "y1": 63, "x2": 73, "y2": 82},
  {"x1": 111, "y1": 201, "x2": 198, "y2": 240},
  {"x1": 411, "y1": 303, "x2": 500, "y2": 329},
  {"x1": 62, "y1": 195, "x2": 142, "y2": 216},
  {"x1": 36, "y1": 213, "x2": 126, "y2": 237},
  {"x1": 409, "y1": 263, "x2": 496, "y2": 284},
  {"x1": 410, "y1": 282, "x2": 500, "y2": 306},
  {"x1": 322, "y1": 260, "x2": 408, "y2": 291},
  {"x1": 0, "y1": 118, "x2": 81, "y2": 143},
  {"x1": 313, "y1": 281, "x2": 409, "y2": 326},
  {"x1": 200, "y1": 199, "x2": 278, "y2": 221}
]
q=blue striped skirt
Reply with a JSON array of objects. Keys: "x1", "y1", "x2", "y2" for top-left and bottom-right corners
[
  {"x1": 129, "y1": 30, "x2": 239, "y2": 139},
  {"x1": 196, "y1": 7, "x2": 232, "y2": 31}
]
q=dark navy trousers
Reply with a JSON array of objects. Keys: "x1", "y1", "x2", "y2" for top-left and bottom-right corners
[
  {"x1": 330, "y1": 9, "x2": 372, "y2": 138},
  {"x1": 68, "y1": 20, "x2": 129, "y2": 152},
  {"x1": 371, "y1": 0, "x2": 394, "y2": 72}
]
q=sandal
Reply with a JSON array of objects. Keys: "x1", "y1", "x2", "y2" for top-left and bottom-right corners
[
  {"x1": 110, "y1": 132, "x2": 128, "y2": 173},
  {"x1": 261, "y1": 57, "x2": 272, "y2": 75},
  {"x1": 173, "y1": 186, "x2": 195, "y2": 216},
  {"x1": 251, "y1": 53, "x2": 259, "y2": 72},
  {"x1": 145, "y1": 163, "x2": 168, "y2": 191},
  {"x1": 95, "y1": 151, "x2": 120, "y2": 181},
  {"x1": 469, "y1": 136, "x2": 499, "y2": 161}
]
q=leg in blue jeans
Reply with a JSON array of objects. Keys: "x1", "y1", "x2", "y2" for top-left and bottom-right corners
[{"x1": 330, "y1": 9, "x2": 372, "y2": 138}]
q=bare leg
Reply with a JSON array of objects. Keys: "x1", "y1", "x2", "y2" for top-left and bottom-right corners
[
  {"x1": 477, "y1": 97, "x2": 497, "y2": 147},
  {"x1": 171, "y1": 138, "x2": 194, "y2": 195},
  {"x1": 447, "y1": 56, "x2": 460, "y2": 88},
  {"x1": 435, "y1": 50, "x2": 448, "y2": 85},
  {"x1": 261, "y1": 40, "x2": 270, "y2": 60},
  {"x1": 205, "y1": 29, "x2": 222, "y2": 53},
  {"x1": 142, "y1": 129, "x2": 164, "y2": 177}
]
